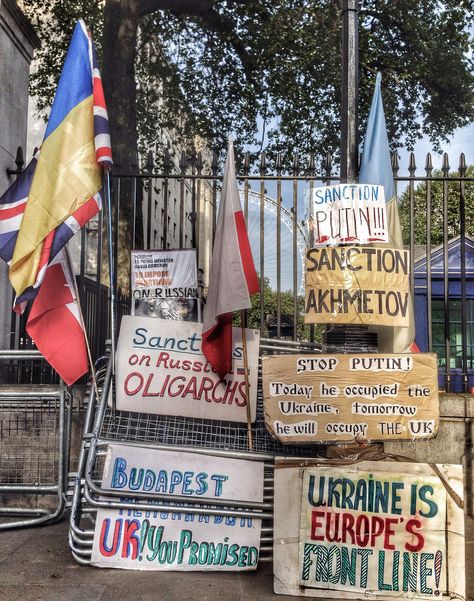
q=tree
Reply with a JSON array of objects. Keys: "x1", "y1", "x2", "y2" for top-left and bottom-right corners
[
  {"x1": 233, "y1": 277, "x2": 323, "y2": 342},
  {"x1": 22, "y1": 0, "x2": 474, "y2": 165},
  {"x1": 398, "y1": 165, "x2": 474, "y2": 247}
]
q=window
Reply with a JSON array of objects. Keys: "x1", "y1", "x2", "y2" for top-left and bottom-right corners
[{"x1": 431, "y1": 299, "x2": 474, "y2": 369}]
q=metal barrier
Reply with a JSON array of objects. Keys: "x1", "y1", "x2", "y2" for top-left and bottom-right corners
[
  {"x1": 68, "y1": 339, "x2": 323, "y2": 564},
  {"x1": 0, "y1": 350, "x2": 71, "y2": 530}
]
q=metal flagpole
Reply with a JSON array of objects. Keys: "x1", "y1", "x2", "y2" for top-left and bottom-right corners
[
  {"x1": 240, "y1": 309, "x2": 253, "y2": 451},
  {"x1": 64, "y1": 245, "x2": 100, "y2": 401},
  {"x1": 104, "y1": 168, "x2": 116, "y2": 376}
]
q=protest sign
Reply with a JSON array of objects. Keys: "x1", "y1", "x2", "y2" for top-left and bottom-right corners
[
  {"x1": 91, "y1": 445, "x2": 264, "y2": 570},
  {"x1": 304, "y1": 246, "x2": 410, "y2": 327},
  {"x1": 100, "y1": 443, "x2": 264, "y2": 503},
  {"x1": 273, "y1": 460, "x2": 465, "y2": 599},
  {"x1": 131, "y1": 249, "x2": 198, "y2": 321},
  {"x1": 115, "y1": 316, "x2": 259, "y2": 422},
  {"x1": 308, "y1": 184, "x2": 388, "y2": 245},
  {"x1": 262, "y1": 353, "x2": 439, "y2": 443}
]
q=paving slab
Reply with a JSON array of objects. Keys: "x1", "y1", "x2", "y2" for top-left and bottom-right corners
[{"x1": 0, "y1": 517, "x2": 472, "y2": 601}]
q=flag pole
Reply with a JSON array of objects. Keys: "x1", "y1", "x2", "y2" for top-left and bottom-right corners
[
  {"x1": 104, "y1": 168, "x2": 116, "y2": 376},
  {"x1": 64, "y1": 246, "x2": 100, "y2": 401},
  {"x1": 240, "y1": 309, "x2": 253, "y2": 451}
]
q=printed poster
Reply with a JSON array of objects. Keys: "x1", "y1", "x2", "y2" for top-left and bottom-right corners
[{"x1": 131, "y1": 249, "x2": 198, "y2": 321}]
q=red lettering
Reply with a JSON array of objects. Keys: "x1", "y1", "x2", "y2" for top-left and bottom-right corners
[
  {"x1": 325, "y1": 512, "x2": 341, "y2": 542},
  {"x1": 198, "y1": 377, "x2": 216, "y2": 402},
  {"x1": 341, "y1": 512, "x2": 355, "y2": 544},
  {"x1": 182, "y1": 376, "x2": 198, "y2": 398},
  {"x1": 143, "y1": 373, "x2": 160, "y2": 397},
  {"x1": 383, "y1": 518, "x2": 398, "y2": 550},
  {"x1": 405, "y1": 518, "x2": 425, "y2": 552},
  {"x1": 370, "y1": 516, "x2": 385, "y2": 547},
  {"x1": 310, "y1": 510, "x2": 325, "y2": 541},
  {"x1": 124, "y1": 372, "x2": 143, "y2": 396},
  {"x1": 355, "y1": 514, "x2": 370, "y2": 547},
  {"x1": 99, "y1": 518, "x2": 122, "y2": 557},
  {"x1": 155, "y1": 351, "x2": 170, "y2": 368},
  {"x1": 121, "y1": 519, "x2": 140, "y2": 559}
]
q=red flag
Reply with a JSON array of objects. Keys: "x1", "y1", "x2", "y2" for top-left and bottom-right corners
[
  {"x1": 202, "y1": 138, "x2": 259, "y2": 379},
  {"x1": 26, "y1": 249, "x2": 88, "y2": 385}
]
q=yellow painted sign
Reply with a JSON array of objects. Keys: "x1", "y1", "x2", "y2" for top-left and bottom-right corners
[{"x1": 304, "y1": 246, "x2": 410, "y2": 326}]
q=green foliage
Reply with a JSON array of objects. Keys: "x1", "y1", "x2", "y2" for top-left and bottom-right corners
[
  {"x1": 398, "y1": 166, "x2": 474, "y2": 246},
  {"x1": 233, "y1": 277, "x2": 323, "y2": 342},
  {"x1": 20, "y1": 0, "x2": 474, "y2": 163}
]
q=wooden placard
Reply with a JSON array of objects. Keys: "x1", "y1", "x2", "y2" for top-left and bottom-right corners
[
  {"x1": 262, "y1": 353, "x2": 439, "y2": 443},
  {"x1": 274, "y1": 459, "x2": 465, "y2": 600},
  {"x1": 115, "y1": 316, "x2": 259, "y2": 422},
  {"x1": 91, "y1": 445, "x2": 264, "y2": 571},
  {"x1": 304, "y1": 246, "x2": 410, "y2": 326}
]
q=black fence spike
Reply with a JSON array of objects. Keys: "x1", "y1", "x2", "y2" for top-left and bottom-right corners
[
  {"x1": 211, "y1": 150, "x2": 219, "y2": 176},
  {"x1": 275, "y1": 152, "x2": 283, "y2": 175},
  {"x1": 425, "y1": 153, "x2": 433, "y2": 177},
  {"x1": 441, "y1": 152, "x2": 450, "y2": 176},
  {"x1": 292, "y1": 153, "x2": 299, "y2": 176},
  {"x1": 15, "y1": 146, "x2": 24, "y2": 171},
  {"x1": 179, "y1": 150, "x2": 187, "y2": 175},
  {"x1": 458, "y1": 153, "x2": 467, "y2": 177},
  {"x1": 391, "y1": 152, "x2": 399, "y2": 178},
  {"x1": 259, "y1": 151, "x2": 266, "y2": 175},
  {"x1": 324, "y1": 151, "x2": 332, "y2": 178},
  {"x1": 408, "y1": 152, "x2": 416, "y2": 177},
  {"x1": 163, "y1": 147, "x2": 172, "y2": 175},
  {"x1": 243, "y1": 152, "x2": 250, "y2": 176},
  {"x1": 307, "y1": 153, "x2": 316, "y2": 176},
  {"x1": 196, "y1": 151, "x2": 203, "y2": 175},
  {"x1": 146, "y1": 150, "x2": 154, "y2": 171}
]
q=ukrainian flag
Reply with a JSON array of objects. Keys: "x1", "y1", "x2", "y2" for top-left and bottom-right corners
[
  {"x1": 9, "y1": 20, "x2": 110, "y2": 300},
  {"x1": 359, "y1": 72, "x2": 416, "y2": 353}
]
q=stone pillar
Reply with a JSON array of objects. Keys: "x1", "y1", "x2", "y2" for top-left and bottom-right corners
[{"x1": 0, "y1": 0, "x2": 40, "y2": 349}]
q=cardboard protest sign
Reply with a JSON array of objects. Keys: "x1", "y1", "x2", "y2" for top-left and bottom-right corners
[
  {"x1": 308, "y1": 184, "x2": 388, "y2": 245},
  {"x1": 273, "y1": 460, "x2": 465, "y2": 600},
  {"x1": 131, "y1": 249, "x2": 198, "y2": 321},
  {"x1": 304, "y1": 246, "x2": 410, "y2": 327},
  {"x1": 91, "y1": 445, "x2": 264, "y2": 570},
  {"x1": 115, "y1": 316, "x2": 259, "y2": 422},
  {"x1": 262, "y1": 353, "x2": 439, "y2": 443}
]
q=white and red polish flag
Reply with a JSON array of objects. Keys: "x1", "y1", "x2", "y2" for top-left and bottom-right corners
[
  {"x1": 26, "y1": 249, "x2": 88, "y2": 385},
  {"x1": 202, "y1": 138, "x2": 259, "y2": 379}
]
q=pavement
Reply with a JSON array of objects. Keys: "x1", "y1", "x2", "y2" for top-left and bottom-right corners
[{"x1": 0, "y1": 516, "x2": 473, "y2": 601}]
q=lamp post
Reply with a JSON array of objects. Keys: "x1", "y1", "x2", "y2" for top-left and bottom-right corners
[{"x1": 340, "y1": 0, "x2": 359, "y2": 184}]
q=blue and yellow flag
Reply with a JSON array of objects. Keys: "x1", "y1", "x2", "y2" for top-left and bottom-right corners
[
  {"x1": 9, "y1": 20, "x2": 112, "y2": 304},
  {"x1": 359, "y1": 73, "x2": 416, "y2": 352}
]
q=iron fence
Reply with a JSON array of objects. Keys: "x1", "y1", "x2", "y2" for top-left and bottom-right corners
[{"x1": 6, "y1": 147, "x2": 474, "y2": 392}]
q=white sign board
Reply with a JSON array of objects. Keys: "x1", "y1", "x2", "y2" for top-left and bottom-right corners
[
  {"x1": 131, "y1": 249, "x2": 198, "y2": 321},
  {"x1": 115, "y1": 316, "x2": 260, "y2": 422},
  {"x1": 273, "y1": 459, "x2": 465, "y2": 600},
  {"x1": 309, "y1": 184, "x2": 388, "y2": 245},
  {"x1": 100, "y1": 443, "x2": 264, "y2": 503},
  {"x1": 91, "y1": 445, "x2": 264, "y2": 570}
]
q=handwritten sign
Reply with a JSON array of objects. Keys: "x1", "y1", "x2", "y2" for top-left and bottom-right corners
[
  {"x1": 305, "y1": 246, "x2": 410, "y2": 326},
  {"x1": 131, "y1": 249, "x2": 198, "y2": 320},
  {"x1": 262, "y1": 353, "x2": 439, "y2": 442},
  {"x1": 308, "y1": 184, "x2": 388, "y2": 245},
  {"x1": 273, "y1": 460, "x2": 465, "y2": 600},
  {"x1": 115, "y1": 316, "x2": 259, "y2": 422},
  {"x1": 299, "y1": 465, "x2": 446, "y2": 595},
  {"x1": 91, "y1": 445, "x2": 264, "y2": 570}
]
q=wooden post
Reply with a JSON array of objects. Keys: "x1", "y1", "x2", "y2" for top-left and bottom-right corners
[{"x1": 240, "y1": 309, "x2": 253, "y2": 451}]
